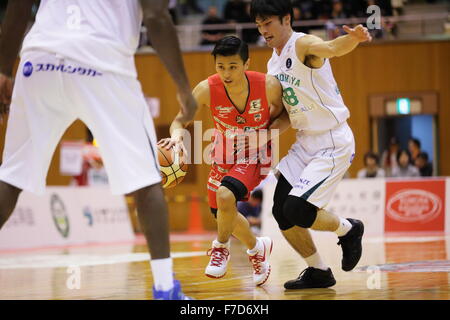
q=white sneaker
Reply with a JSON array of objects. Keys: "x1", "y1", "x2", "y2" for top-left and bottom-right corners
[
  {"x1": 247, "y1": 237, "x2": 273, "y2": 286},
  {"x1": 205, "y1": 240, "x2": 230, "y2": 279}
]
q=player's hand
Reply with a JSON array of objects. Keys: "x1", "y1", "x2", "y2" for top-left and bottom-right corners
[
  {"x1": 158, "y1": 137, "x2": 187, "y2": 156},
  {"x1": 343, "y1": 24, "x2": 372, "y2": 43},
  {"x1": 0, "y1": 73, "x2": 13, "y2": 125},
  {"x1": 177, "y1": 91, "x2": 197, "y2": 123}
]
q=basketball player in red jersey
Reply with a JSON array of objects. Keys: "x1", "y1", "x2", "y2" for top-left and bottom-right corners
[{"x1": 159, "y1": 36, "x2": 289, "y2": 286}]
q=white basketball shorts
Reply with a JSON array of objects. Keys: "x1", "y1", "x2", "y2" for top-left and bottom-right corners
[
  {"x1": 277, "y1": 122, "x2": 355, "y2": 209},
  {"x1": 0, "y1": 50, "x2": 161, "y2": 195}
]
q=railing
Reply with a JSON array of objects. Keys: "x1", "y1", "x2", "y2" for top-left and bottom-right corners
[{"x1": 138, "y1": 12, "x2": 449, "y2": 52}]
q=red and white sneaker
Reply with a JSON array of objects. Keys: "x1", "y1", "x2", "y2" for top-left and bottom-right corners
[
  {"x1": 247, "y1": 237, "x2": 273, "y2": 286},
  {"x1": 205, "y1": 240, "x2": 230, "y2": 279}
]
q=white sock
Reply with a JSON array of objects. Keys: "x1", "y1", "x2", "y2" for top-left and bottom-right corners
[
  {"x1": 213, "y1": 239, "x2": 230, "y2": 249},
  {"x1": 150, "y1": 258, "x2": 174, "y2": 291},
  {"x1": 335, "y1": 217, "x2": 353, "y2": 237},
  {"x1": 304, "y1": 252, "x2": 329, "y2": 271},
  {"x1": 247, "y1": 238, "x2": 262, "y2": 255}
]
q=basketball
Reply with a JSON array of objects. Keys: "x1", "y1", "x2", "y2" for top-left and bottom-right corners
[{"x1": 157, "y1": 145, "x2": 188, "y2": 189}]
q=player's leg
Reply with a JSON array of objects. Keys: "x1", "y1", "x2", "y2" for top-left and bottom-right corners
[
  {"x1": 273, "y1": 172, "x2": 335, "y2": 289},
  {"x1": 0, "y1": 51, "x2": 76, "y2": 228},
  {"x1": 226, "y1": 164, "x2": 273, "y2": 286},
  {"x1": 286, "y1": 124, "x2": 363, "y2": 272},
  {"x1": 67, "y1": 63, "x2": 190, "y2": 300},
  {"x1": 0, "y1": 182, "x2": 21, "y2": 228}
]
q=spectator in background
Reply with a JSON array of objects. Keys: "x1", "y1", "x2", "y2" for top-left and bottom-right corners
[
  {"x1": 326, "y1": 0, "x2": 348, "y2": 39},
  {"x1": 224, "y1": 0, "x2": 248, "y2": 23},
  {"x1": 381, "y1": 137, "x2": 400, "y2": 176},
  {"x1": 391, "y1": 149, "x2": 420, "y2": 178},
  {"x1": 292, "y1": 5, "x2": 310, "y2": 34},
  {"x1": 200, "y1": 6, "x2": 228, "y2": 46},
  {"x1": 408, "y1": 137, "x2": 421, "y2": 164},
  {"x1": 180, "y1": 0, "x2": 204, "y2": 16},
  {"x1": 357, "y1": 151, "x2": 385, "y2": 178},
  {"x1": 237, "y1": 189, "x2": 263, "y2": 235},
  {"x1": 391, "y1": 0, "x2": 406, "y2": 16},
  {"x1": 415, "y1": 152, "x2": 433, "y2": 177}
]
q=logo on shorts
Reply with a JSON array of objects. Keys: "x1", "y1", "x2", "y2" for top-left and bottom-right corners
[
  {"x1": 50, "y1": 194, "x2": 70, "y2": 238},
  {"x1": 286, "y1": 58, "x2": 292, "y2": 69},
  {"x1": 23, "y1": 62, "x2": 33, "y2": 77},
  {"x1": 350, "y1": 153, "x2": 355, "y2": 163}
]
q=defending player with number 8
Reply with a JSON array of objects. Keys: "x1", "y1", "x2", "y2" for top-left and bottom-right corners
[
  {"x1": 159, "y1": 36, "x2": 289, "y2": 286},
  {"x1": 250, "y1": 0, "x2": 372, "y2": 289}
]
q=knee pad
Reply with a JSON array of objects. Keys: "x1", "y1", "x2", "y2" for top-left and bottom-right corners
[
  {"x1": 220, "y1": 176, "x2": 248, "y2": 202},
  {"x1": 272, "y1": 201, "x2": 294, "y2": 231},
  {"x1": 283, "y1": 196, "x2": 318, "y2": 228}
]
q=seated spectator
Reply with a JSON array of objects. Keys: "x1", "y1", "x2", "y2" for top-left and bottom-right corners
[
  {"x1": 200, "y1": 6, "x2": 228, "y2": 46},
  {"x1": 391, "y1": 149, "x2": 420, "y2": 178},
  {"x1": 292, "y1": 5, "x2": 310, "y2": 34},
  {"x1": 237, "y1": 189, "x2": 263, "y2": 235},
  {"x1": 415, "y1": 152, "x2": 433, "y2": 177},
  {"x1": 224, "y1": 0, "x2": 248, "y2": 23},
  {"x1": 357, "y1": 152, "x2": 386, "y2": 178},
  {"x1": 381, "y1": 137, "x2": 400, "y2": 176},
  {"x1": 408, "y1": 137, "x2": 422, "y2": 164}
]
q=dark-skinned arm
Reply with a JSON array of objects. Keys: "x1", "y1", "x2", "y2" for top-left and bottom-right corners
[
  {"x1": 139, "y1": 0, "x2": 197, "y2": 122},
  {"x1": 0, "y1": 0, "x2": 35, "y2": 118},
  {"x1": 0, "y1": 0, "x2": 35, "y2": 77}
]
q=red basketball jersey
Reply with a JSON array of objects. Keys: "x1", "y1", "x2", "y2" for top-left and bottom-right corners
[{"x1": 208, "y1": 71, "x2": 271, "y2": 166}]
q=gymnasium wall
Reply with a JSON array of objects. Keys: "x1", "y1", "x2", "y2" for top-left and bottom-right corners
[{"x1": 0, "y1": 39, "x2": 449, "y2": 231}]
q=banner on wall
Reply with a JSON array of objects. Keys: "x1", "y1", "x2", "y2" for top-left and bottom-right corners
[
  {"x1": 0, "y1": 187, "x2": 135, "y2": 250},
  {"x1": 385, "y1": 179, "x2": 446, "y2": 233}
]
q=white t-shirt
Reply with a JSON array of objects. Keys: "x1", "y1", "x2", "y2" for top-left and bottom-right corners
[
  {"x1": 21, "y1": 0, "x2": 142, "y2": 78},
  {"x1": 267, "y1": 32, "x2": 350, "y2": 133}
]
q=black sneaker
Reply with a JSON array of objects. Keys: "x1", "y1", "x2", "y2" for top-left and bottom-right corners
[
  {"x1": 284, "y1": 267, "x2": 336, "y2": 289},
  {"x1": 337, "y1": 218, "x2": 364, "y2": 272}
]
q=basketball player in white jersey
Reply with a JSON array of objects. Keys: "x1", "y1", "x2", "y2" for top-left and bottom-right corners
[
  {"x1": 250, "y1": 0, "x2": 372, "y2": 289},
  {"x1": 0, "y1": 0, "x2": 197, "y2": 300}
]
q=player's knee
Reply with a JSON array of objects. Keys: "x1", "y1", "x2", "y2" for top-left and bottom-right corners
[
  {"x1": 272, "y1": 199, "x2": 294, "y2": 231},
  {"x1": 283, "y1": 196, "x2": 318, "y2": 228},
  {"x1": 216, "y1": 186, "x2": 236, "y2": 211}
]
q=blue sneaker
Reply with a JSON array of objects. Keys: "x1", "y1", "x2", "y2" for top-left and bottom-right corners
[{"x1": 152, "y1": 279, "x2": 193, "y2": 300}]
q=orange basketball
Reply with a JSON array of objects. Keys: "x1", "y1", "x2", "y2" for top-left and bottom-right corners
[{"x1": 157, "y1": 145, "x2": 188, "y2": 189}]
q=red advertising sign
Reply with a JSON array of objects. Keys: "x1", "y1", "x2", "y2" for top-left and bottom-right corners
[{"x1": 385, "y1": 179, "x2": 446, "y2": 232}]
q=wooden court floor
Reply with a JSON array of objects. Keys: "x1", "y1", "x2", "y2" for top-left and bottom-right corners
[{"x1": 0, "y1": 232, "x2": 449, "y2": 300}]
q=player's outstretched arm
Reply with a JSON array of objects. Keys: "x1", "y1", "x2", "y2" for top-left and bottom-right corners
[
  {"x1": 0, "y1": 0, "x2": 35, "y2": 118},
  {"x1": 298, "y1": 24, "x2": 372, "y2": 60},
  {"x1": 140, "y1": 0, "x2": 196, "y2": 122}
]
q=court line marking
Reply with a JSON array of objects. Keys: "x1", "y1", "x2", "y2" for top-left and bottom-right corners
[
  {"x1": 0, "y1": 251, "x2": 205, "y2": 270},
  {"x1": 364, "y1": 235, "x2": 450, "y2": 244}
]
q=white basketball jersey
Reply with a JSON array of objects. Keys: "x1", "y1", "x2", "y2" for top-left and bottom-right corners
[
  {"x1": 267, "y1": 32, "x2": 350, "y2": 133},
  {"x1": 21, "y1": 0, "x2": 142, "y2": 78}
]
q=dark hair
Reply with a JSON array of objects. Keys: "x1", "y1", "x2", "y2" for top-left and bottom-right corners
[
  {"x1": 250, "y1": 0, "x2": 294, "y2": 26},
  {"x1": 364, "y1": 151, "x2": 379, "y2": 165},
  {"x1": 417, "y1": 152, "x2": 429, "y2": 161},
  {"x1": 409, "y1": 137, "x2": 421, "y2": 149},
  {"x1": 211, "y1": 36, "x2": 249, "y2": 63},
  {"x1": 251, "y1": 189, "x2": 263, "y2": 201},
  {"x1": 397, "y1": 149, "x2": 411, "y2": 163}
]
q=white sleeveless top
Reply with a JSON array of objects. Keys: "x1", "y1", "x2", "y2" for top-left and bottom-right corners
[
  {"x1": 267, "y1": 32, "x2": 350, "y2": 133},
  {"x1": 21, "y1": 0, "x2": 142, "y2": 78}
]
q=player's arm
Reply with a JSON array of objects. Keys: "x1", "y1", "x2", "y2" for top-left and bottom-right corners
[
  {"x1": 265, "y1": 75, "x2": 290, "y2": 142},
  {"x1": 0, "y1": 0, "x2": 36, "y2": 118},
  {"x1": 297, "y1": 24, "x2": 372, "y2": 60},
  {"x1": 139, "y1": 0, "x2": 196, "y2": 122},
  {"x1": 158, "y1": 80, "x2": 209, "y2": 150}
]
